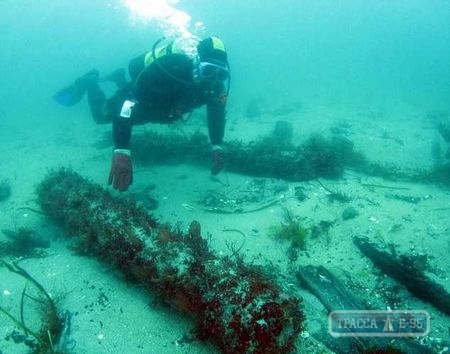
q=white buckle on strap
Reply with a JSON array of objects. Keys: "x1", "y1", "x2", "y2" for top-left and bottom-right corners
[{"x1": 120, "y1": 100, "x2": 136, "y2": 118}]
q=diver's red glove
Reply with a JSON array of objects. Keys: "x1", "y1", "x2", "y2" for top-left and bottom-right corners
[
  {"x1": 211, "y1": 145, "x2": 224, "y2": 175},
  {"x1": 108, "y1": 149, "x2": 133, "y2": 191}
]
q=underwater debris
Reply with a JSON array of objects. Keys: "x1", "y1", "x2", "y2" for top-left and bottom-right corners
[
  {"x1": 296, "y1": 265, "x2": 368, "y2": 353},
  {"x1": 294, "y1": 186, "x2": 308, "y2": 202},
  {"x1": 199, "y1": 178, "x2": 283, "y2": 214},
  {"x1": 297, "y1": 265, "x2": 367, "y2": 313},
  {"x1": 36, "y1": 168, "x2": 304, "y2": 353},
  {"x1": 310, "y1": 220, "x2": 335, "y2": 240},
  {"x1": 353, "y1": 235, "x2": 450, "y2": 316},
  {"x1": 299, "y1": 134, "x2": 353, "y2": 179},
  {"x1": 203, "y1": 196, "x2": 280, "y2": 214},
  {"x1": 295, "y1": 265, "x2": 434, "y2": 354},
  {"x1": 342, "y1": 206, "x2": 359, "y2": 220},
  {"x1": 131, "y1": 130, "x2": 210, "y2": 167},
  {"x1": 385, "y1": 193, "x2": 426, "y2": 204},
  {"x1": 0, "y1": 179, "x2": 12, "y2": 202},
  {"x1": 360, "y1": 183, "x2": 410, "y2": 191},
  {"x1": 130, "y1": 129, "x2": 450, "y2": 187},
  {"x1": 0, "y1": 228, "x2": 50, "y2": 257},
  {"x1": 131, "y1": 130, "x2": 358, "y2": 181},
  {"x1": 0, "y1": 261, "x2": 69, "y2": 353}
]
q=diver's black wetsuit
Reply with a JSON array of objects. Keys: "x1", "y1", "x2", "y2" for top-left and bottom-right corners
[{"x1": 87, "y1": 52, "x2": 227, "y2": 150}]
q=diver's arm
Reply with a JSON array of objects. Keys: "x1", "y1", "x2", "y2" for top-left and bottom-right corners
[
  {"x1": 108, "y1": 101, "x2": 135, "y2": 191},
  {"x1": 206, "y1": 82, "x2": 227, "y2": 146},
  {"x1": 206, "y1": 82, "x2": 227, "y2": 175},
  {"x1": 113, "y1": 115, "x2": 132, "y2": 149}
]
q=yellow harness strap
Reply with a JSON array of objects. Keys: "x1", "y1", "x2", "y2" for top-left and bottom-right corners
[{"x1": 144, "y1": 40, "x2": 185, "y2": 67}]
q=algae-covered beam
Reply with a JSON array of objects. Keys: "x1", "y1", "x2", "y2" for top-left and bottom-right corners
[
  {"x1": 353, "y1": 236, "x2": 450, "y2": 316},
  {"x1": 36, "y1": 168, "x2": 304, "y2": 353},
  {"x1": 131, "y1": 130, "x2": 355, "y2": 180},
  {"x1": 296, "y1": 265, "x2": 439, "y2": 353},
  {"x1": 130, "y1": 130, "x2": 450, "y2": 186},
  {"x1": 296, "y1": 265, "x2": 367, "y2": 313}
]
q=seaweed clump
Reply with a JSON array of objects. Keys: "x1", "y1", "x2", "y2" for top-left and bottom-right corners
[
  {"x1": 36, "y1": 168, "x2": 304, "y2": 353},
  {"x1": 269, "y1": 208, "x2": 308, "y2": 251},
  {"x1": 0, "y1": 261, "x2": 69, "y2": 353},
  {"x1": 0, "y1": 228, "x2": 50, "y2": 257}
]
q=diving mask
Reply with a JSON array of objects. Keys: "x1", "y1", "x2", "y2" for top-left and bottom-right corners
[{"x1": 198, "y1": 61, "x2": 229, "y2": 82}]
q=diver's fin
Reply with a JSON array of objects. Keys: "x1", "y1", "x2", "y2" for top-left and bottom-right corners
[
  {"x1": 53, "y1": 69, "x2": 99, "y2": 107},
  {"x1": 53, "y1": 83, "x2": 86, "y2": 106}
]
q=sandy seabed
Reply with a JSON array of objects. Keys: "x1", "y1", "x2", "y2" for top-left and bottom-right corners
[{"x1": 0, "y1": 100, "x2": 449, "y2": 353}]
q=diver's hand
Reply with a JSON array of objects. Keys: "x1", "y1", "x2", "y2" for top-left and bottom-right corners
[
  {"x1": 211, "y1": 145, "x2": 224, "y2": 175},
  {"x1": 108, "y1": 149, "x2": 133, "y2": 191}
]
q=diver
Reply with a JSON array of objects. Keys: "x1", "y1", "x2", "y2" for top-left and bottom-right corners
[{"x1": 53, "y1": 36, "x2": 230, "y2": 192}]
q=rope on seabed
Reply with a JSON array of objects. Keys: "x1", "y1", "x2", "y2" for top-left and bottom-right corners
[{"x1": 222, "y1": 228, "x2": 246, "y2": 255}]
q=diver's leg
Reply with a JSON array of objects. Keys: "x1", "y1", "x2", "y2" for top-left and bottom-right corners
[
  {"x1": 75, "y1": 69, "x2": 112, "y2": 124},
  {"x1": 53, "y1": 69, "x2": 99, "y2": 107},
  {"x1": 93, "y1": 84, "x2": 138, "y2": 125},
  {"x1": 102, "y1": 68, "x2": 128, "y2": 89},
  {"x1": 86, "y1": 72, "x2": 134, "y2": 125},
  {"x1": 87, "y1": 83, "x2": 111, "y2": 124}
]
